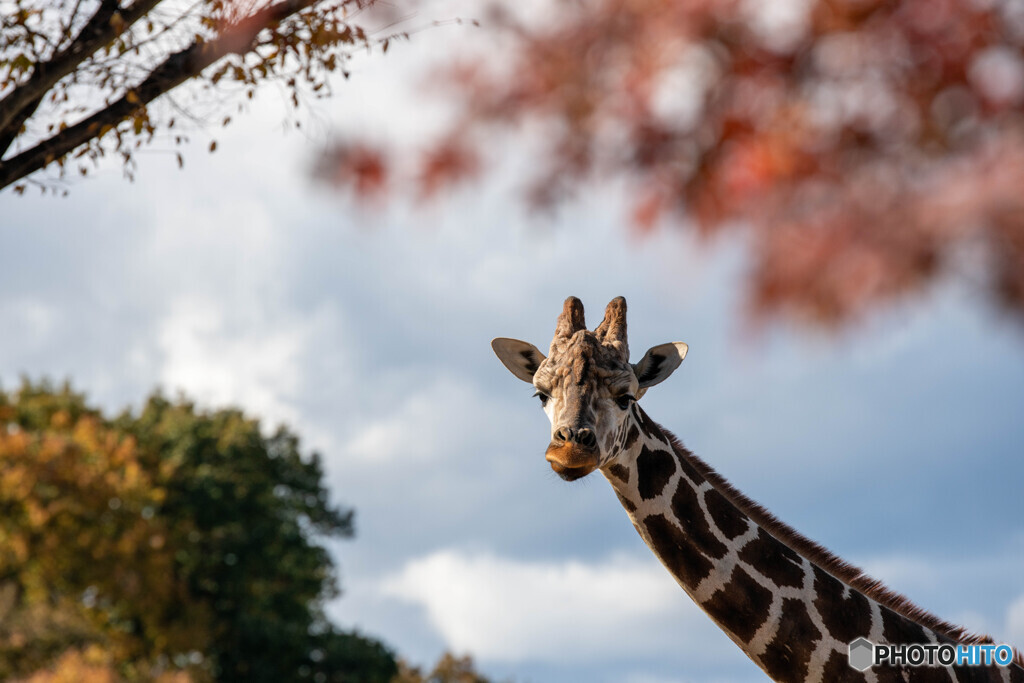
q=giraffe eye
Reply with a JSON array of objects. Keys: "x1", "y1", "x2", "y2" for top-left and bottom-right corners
[
  {"x1": 615, "y1": 394, "x2": 635, "y2": 410},
  {"x1": 533, "y1": 390, "x2": 550, "y2": 406}
]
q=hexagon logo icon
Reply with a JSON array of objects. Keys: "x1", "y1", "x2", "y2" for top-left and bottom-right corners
[{"x1": 848, "y1": 637, "x2": 875, "y2": 671}]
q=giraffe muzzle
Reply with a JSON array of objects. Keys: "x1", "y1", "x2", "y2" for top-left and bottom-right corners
[{"x1": 545, "y1": 439, "x2": 600, "y2": 481}]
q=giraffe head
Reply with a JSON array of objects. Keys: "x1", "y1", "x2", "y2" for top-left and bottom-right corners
[{"x1": 492, "y1": 296, "x2": 688, "y2": 481}]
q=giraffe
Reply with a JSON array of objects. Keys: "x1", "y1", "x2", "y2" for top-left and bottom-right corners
[{"x1": 491, "y1": 296, "x2": 1024, "y2": 683}]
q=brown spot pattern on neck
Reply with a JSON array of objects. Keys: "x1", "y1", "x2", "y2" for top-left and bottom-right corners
[{"x1": 604, "y1": 405, "x2": 1024, "y2": 677}]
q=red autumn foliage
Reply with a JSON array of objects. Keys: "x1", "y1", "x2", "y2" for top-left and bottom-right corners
[
  {"x1": 321, "y1": 0, "x2": 1024, "y2": 326},
  {"x1": 318, "y1": 142, "x2": 389, "y2": 198},
  {"x1": 417, "y1": 138, "x2": 481, "y2": 200}
]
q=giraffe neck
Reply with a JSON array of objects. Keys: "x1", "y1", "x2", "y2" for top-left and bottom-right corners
[{"x1": 601, "y1": 404, "x2": 1021, "y2": 683}]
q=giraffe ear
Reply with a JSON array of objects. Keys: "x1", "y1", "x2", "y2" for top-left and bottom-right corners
[
  {"x1": 633, "y1": 342, "x2": 688, "y2": 389},
  {"x1": 492, "y1": 338, "x2": 547, "y2": 383}
]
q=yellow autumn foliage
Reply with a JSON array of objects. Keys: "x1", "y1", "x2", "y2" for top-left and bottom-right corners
[
  {"x1": 0, "y1": 381, "x2": 394, "y2": 682},
  {"x1": 0, "y1": 389, "x2": 207, "y2": 681}
]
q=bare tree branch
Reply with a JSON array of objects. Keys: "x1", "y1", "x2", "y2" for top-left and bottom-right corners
[
  {"x1": 0, "y1": 92, "x2": 43, "y2": 158},
  {"x1": 0, "y1": 0, "x2": 321, "y2": 190},
  {"x1": 0, "y1": 0, "x2": 161, "y2": 143}
]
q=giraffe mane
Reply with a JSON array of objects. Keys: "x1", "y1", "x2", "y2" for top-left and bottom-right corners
[{"x1": 653, "y1": 423, "x2": 1024, "y2": 668}]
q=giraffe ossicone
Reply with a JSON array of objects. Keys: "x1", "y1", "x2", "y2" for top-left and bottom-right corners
[{"x1": 492, "y1": 296, "x2": 1023, "y2": 683}]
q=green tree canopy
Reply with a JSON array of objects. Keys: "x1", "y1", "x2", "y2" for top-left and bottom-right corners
[{"x1": 0, "y1": 380, "x2": 397, "y2": 682}]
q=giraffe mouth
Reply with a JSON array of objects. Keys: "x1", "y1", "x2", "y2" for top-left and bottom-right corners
[
  {"x1": 545, "y1": 443, "x2": 600, "y2": 481},
  {"x1": 549, "y1": 462, "x2": 597, "y2": 481}
]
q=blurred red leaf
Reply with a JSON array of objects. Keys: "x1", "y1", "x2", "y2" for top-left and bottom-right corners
[
  {"x1": 321, "y1": 0, "x2": 1024, "y2": 327},
  {"x1": 319, "y1": 142, "x2": 388, "y2": 198},
  {"x1": 417, "y1": 139, "x2": 480, "y2": 200}
]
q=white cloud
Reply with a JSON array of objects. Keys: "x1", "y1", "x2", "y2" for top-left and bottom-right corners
[
  {"x1": 3, "y1": 298, "x2": 56, "y2": 343},
  {"x1": 143, "y1": 184, "x2": 283, "y2": 291},
  {"x1": 621, "y1": 675, "x2": 690, "y2": 683},
  {"x1": 342, "y1": 376, "x2": 513, "y2": 462},
  {"x1": 380, "y1": 549, "x2": 713, "y2": 663},
  {"x1": 156, "y1": 295, "x2": 336, "y2": 438},
  {"x1": 1006, "y1": 594, "x2": 1024, "y2": 650},
  {"x1": 857, "y1": 555, "x2": 943, "y2": 594}
]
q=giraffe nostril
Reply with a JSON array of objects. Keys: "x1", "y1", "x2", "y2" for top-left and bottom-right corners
[
  {"x1": 554, "y1": 427, "x2": 573, "y2": 444},
  {"x1": 577, "y1": 429, "x2": 597, "y2": 449}
]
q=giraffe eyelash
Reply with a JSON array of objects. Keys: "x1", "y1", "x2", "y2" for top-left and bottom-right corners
[{"x1": 532, "y1": 390, "x2": 550, "y2": 406}]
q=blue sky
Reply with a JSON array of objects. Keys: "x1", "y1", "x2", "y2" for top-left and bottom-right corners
[{"x1": 2, "y1": 4, "x2": 1024, "y2": 681}]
